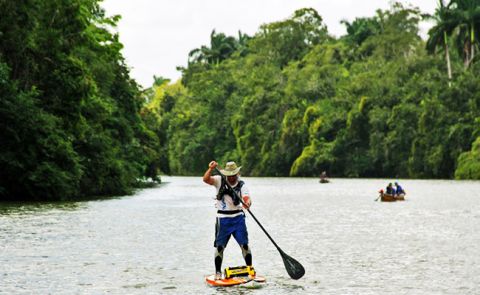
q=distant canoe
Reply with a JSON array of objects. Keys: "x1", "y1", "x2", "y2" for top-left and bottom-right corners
[
  {"x1": 381, "y1": 193, "x2": 396, "y2": 202},
  {"x1": 379, "y1": 192, "x2": 405, "y2": 202},
  {"x1": 319, "y1": 179, "x2": 329, "y2": 183}
]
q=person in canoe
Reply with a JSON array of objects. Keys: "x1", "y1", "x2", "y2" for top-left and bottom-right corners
[
  {"x1": 203, "y1": 161, "x2": 253, "y2": 280},
  {"x1": 385, "y1": 183, "x2": 396, "y2": 196},
  {"x1": 319, "y1": 171, "x2": 329, "y2": 183},
  {"x1": 395, "y1": 182, "x2": 406, "y2": 196}
]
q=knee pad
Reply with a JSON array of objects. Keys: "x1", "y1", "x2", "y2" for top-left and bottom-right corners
[
  {"x1": 241, "y1": 244, "x2": 251, "y2": 256},
  {"x1": 240, "y1": 244, "x2": 252, "y2": 266},
  {"x1": 215, "y1": 245, "x2": 224, "y2": 258}
]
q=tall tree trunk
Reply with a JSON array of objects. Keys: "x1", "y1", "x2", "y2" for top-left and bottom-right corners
[
  {"x1": 464, "y1": 40, "x2": 470, "y2": 68},
  {"x1": 465, "y1": 24, "x2": 475, "y2": 69},
  {"x1": 470, "y1": 24, "x2": 475, "y2": 66},
  {"x1": 444, "y1": 31, "x2": 452, "y2": 85}
]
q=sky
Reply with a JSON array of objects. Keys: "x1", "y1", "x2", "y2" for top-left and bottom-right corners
[{"x1": 101, "y1": 0, "x2": 438, "y2": 88}]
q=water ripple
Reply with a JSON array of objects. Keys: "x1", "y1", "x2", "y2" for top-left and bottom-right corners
[{"x1": 1, "y1": 177, "x2": 479, "y2": 294}]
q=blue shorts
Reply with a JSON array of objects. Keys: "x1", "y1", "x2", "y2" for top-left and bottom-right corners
[{"x1": 214, "y1": 214, "x2": 248, "y2": 247}]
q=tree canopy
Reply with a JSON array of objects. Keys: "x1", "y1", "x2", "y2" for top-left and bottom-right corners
[
  {"x1": 1, "y1": 1, "x2": 479, "y2": 202},
  {"x1": 147, "y1": 2, "x2": 480, "y2": 179},
  {"x1": 0, "y1": 0, "x2": 160, "y2": 201}
]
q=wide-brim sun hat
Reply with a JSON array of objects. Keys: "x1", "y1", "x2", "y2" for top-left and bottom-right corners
[{"x1": 220, "y1": 161, "x2": 241, "y2": 176}]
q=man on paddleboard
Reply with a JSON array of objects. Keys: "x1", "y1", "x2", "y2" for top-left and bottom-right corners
[{"x1": 203, "y1": 161, "x2": 253, "y2": 280}]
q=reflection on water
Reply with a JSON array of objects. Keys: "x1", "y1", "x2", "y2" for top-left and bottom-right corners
[
  {"x1": 0, "y1": 201, "x2": 83, "y2": 215},
  {"x1": 1, "y1": 177, "x2": 479, "y2": 294}
]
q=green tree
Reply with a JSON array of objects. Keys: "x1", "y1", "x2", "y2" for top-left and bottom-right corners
[
  {"x1": 0, "y1": 0, "x2": 160, "y2": 200},
  {"x1": 449, "y1": 0, "x2": 480, "y2": 68},
  {"x1": 188, "y1": 30, "x2": 247, "y2": 65},
  {"x1": 342, "y1": 18, "x2": 380, "y2": 45},
  {"x1": 455, "y1": 136, "x2": 480, "y2": 179},
  {"x1": 249, "y1": 8, "x2": 330, "y2": 67},
  {"x1": 426, "y1": 0, "x2": 457, "y2": 81},
  {"x1": 155, "y1": 4, "x2": 480, "y2": 180},
  {"x1": 0, "y1": 63, "x2": 82, "y2": 200}
]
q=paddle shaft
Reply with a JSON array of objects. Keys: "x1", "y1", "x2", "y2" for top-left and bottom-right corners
[{"x1": 246, "y1": 205, "x2": 283, "y2": 252}]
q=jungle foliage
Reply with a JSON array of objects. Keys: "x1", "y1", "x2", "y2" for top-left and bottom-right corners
[
  {"x1": 0, "y1": 0, "x2": 160, "y2": 201},
  {"x1": 1, "y1": 2, "x2": 479, "y2": 202},
  {"x1": 147, "y1": 3, "x2": 480, "y2": 179}
]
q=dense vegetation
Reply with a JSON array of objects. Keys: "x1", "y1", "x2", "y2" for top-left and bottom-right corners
[
  {"x1": 0, "y1": 0, "x2": 160, "y2": 201},
  {"x1": 145, "y1": 2, "x2": 480, "y2": 179},
  {"x1": 1, "y1": 1, "x2": 478, "y2": 201}
]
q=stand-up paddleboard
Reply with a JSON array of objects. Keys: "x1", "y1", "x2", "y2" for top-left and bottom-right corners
[{"x1": 205, "y1": 274, "x2": 266, "y2": 287}]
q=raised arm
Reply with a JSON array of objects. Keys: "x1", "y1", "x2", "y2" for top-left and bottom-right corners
[{"x1": 203, "y1": 161, "x2": 217, "y2": 185}]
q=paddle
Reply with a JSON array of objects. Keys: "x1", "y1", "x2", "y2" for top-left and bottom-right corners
[{"x1": 214, "y1": 167, "x2": 305, "y2": 280}]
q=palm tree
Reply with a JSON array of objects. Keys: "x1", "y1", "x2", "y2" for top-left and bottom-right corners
[
  {"x1": 426, "y1": 0, "x2": 456, "y2": 81},
  {"x1": 188, "y1": 45, "x2": 208, "y2": 64},
  {"x1": 208, "y1": 30, "x2": 237, "y2": 64},
  {"x1": 236, "y1": 31, "x2": 251, "y2": 57},
  {"x1": 448, "y1": 0, "x2": 480, "y2": 68},
  {"x1": 341, "y1": 17, "x2": 381, "y2": 47},
  {"x1": 188, "y1": 30, "x2": 241, "y2": 65}
]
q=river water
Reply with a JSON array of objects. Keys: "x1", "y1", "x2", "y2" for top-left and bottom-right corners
[{"x1": 1, "y1": 177, "x2": 479, "y2": 294}]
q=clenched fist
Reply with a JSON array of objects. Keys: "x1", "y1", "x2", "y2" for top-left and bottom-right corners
[{"x1": 209, "y1": 161, "x2": 218, "y2": 169}]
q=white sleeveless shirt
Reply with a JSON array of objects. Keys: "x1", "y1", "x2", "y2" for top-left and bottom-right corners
[{"x1": 211, "y1": 175, "x2": 250, "y2": 218}]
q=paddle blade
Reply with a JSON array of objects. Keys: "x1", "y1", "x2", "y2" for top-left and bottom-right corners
[{"x1": 280, "y1": 250, "x2": 305, "y2": 280}]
